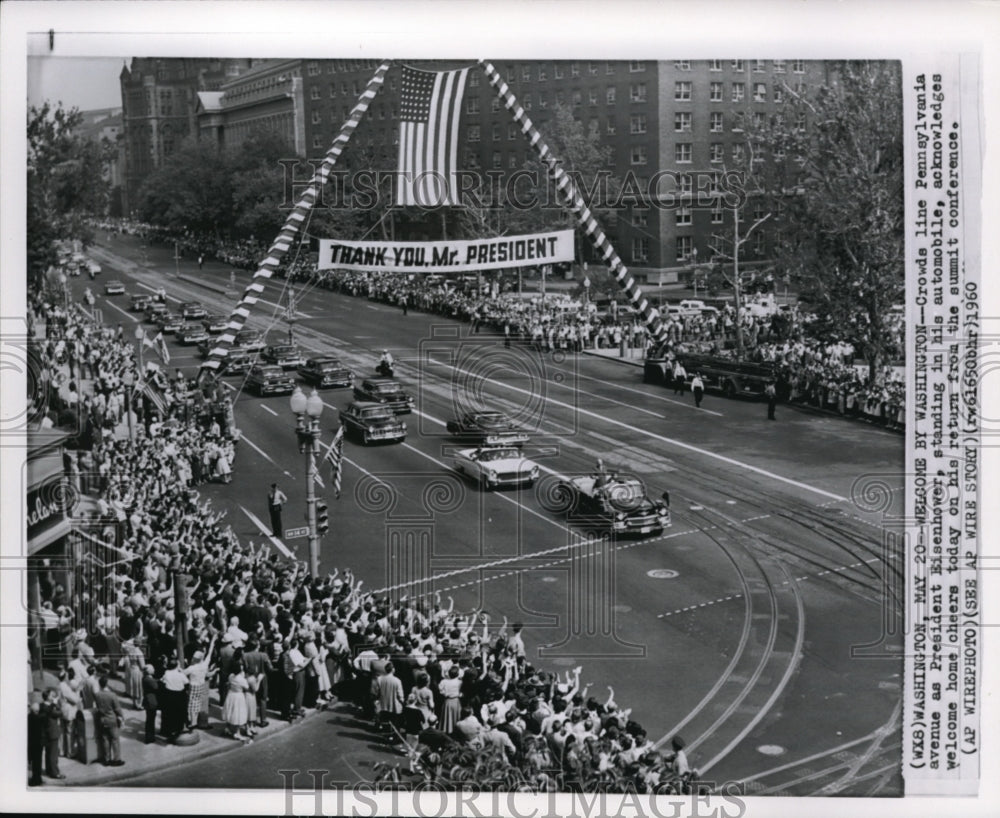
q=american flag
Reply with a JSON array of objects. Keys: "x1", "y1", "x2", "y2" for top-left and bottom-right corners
[
  {"x1": 153, "y1": 331, "x2": 170, "y2": 365},
  {"x1": 396, "y1": 65, "x2": 470, "y2": 207},
  {"x1": 323, "y1": 425, "x2": 346, "y2": 499}
]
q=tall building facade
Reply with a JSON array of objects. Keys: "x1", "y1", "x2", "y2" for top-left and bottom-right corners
[{"x1": 119, "y1": 58, "x2": 254, "y2": 214}]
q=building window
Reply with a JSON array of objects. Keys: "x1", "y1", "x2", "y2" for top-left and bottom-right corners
[
  {"x1": 710, "y1": 82, "x2": 723, "y2": 102},
  {"x1": 731, "y1": 59, "x2": 744, "y2": 71},
  {"x1": 675, "y1": 60, "x2": 690, "y2": 70},
  {"x1": 467, "y1": 97, "x2": 480, "y2": 114},
  {"x1": 709, "y1": 60, "x2": 723, "y2": 71},
  {"x1": 538, "y1": 93, "x2": 548, "y2": 109},
  {"x1": 329, "y1": 84, "x2": 336, "y2": 98},
  {"x1": 506, "y1": 65, "x2": 515, "y2": 82},
  {"x1": 774, "y1": 59, "x2": 786, "y2": 73},
  {"x1": 308, "y1": 61, "x2": 320, "y2": 76},
  {"x1": 538, "y1": 65, "x2": 548, "y2": 81},
  {"x1": 754, "y1": 82, "x2": 767, "y2": 102},
  {"x1": 352, "y1": 81, "x2": 360, "y2": 95},
  {"x1": 676, "y1": 206, "x2": 692, "y2": 226},
  {"x1": 630, "y1": 83, "x2": 647, "y2": 102},
  {"x1": 606, "y1": 86, "x2": 616, "y2": 104},
  {"x1": 310, "y1": 86, "x2": 320, "y2": 100},
  {"x1": 754, "y1": 59, "x2": 766, "y2": 72},
  {"x1": 606, "y1": 118, "x2": 616, "y2": 135},
  {"x1": 589, "y1": 62, "x2": 599, "y2": 75},
  {"x1": 469, "y1": 71, "x2": 480, "y2": 87},
  {"x1": 632, "y1": 237, "x2": 649, "y2": 262},
  {"x1": 509, "y1": 153, "x2": 519, "y2": 169},
  {"x1": 465, "y1": 150, "x2": 480, "y2": 169},
  {"x1": 676, "y1": 236, "x2": 692, "y2": 261},
  {"x1": 710, "y1": 143, "x2": 723, "y2": 163},
  {"x1": 606, "y1": 62, "x2": 616, "y2": 75},
  {"x1": 571, "y1": 63, "x2": 580, "y2": 77},
  {"x1": 555, "y1": 90, "x2": 565, "y2": 105},
  {"x1": 774, "y1": 86, "x2": 784, "y2": 103},
  {"x1": 732, "y1": 82, "x2": 745, "y2": 102},
  {"x1": 572, "y1": 90, "x2": 582, "y2": 107},
  {"x1": 796, "y1": 112, "x2": 807, "y2": 132},
  {"x1": 524, "y1": 94, "x2": 532, "y2": 110},
  {"x1": 674, "y1": 112, "x2": 691, "y2": 132},
  {"x1": 311, "y1": 110, "x2": 321, "y2": 124},
  {"x1": 753, "y1": 111, "x2": 766, "y2": 128},
  {"x1": 631, "y1": 209, "x2": 647, "y2": 226},
  {"x1": 711, "y1": 205, "x2": 723, "y2": 224},
  {"x1": 492, "y1": 97, "x2": 501, "y2": 113},
  {"x1": 732, "y1": 144, "x2": 745, "y2": 164},
  {"x1": 753, "y1": 231, "x2": 766, "y2": 255},
  {"x1": 675, "y1": 143, "x2": 692, "y2": 163},
  {"x1": 327, "y1": 63, "x2": 336, "y2": 73},
  {"x1": 793, "y1": 59, "x2": 805, "y2": 73},
  {"x1": 629, "y1": 61, "x2": 646, "y2": 73},
  {"x1": 589, "y1": 89, "x2": 598, "y2": 106},
  {"x1": 312, "y1": 135, "x2": 322, "y2": 149},
  {"x1": 678, "y1": 174, "x2": 693, "y2": 194},
  {"x1": 733, "y1": 111, "x2": 745, "y2": 131},
  {"x1": 493, "y1": 124, "x2": 501, "y2": 141},
  {"x1": 589, "y1": 119, "x2": 599, "y2": 136},
  {"x1": 522, "y1": 65, "x2": 532, "y2": 82},
  {"x1": 710, "y1": 112, "x2": 724, "y2": 132},
  {"x1": 508, "y1": 124, "x2": 518, "y2": 140},
  {"x1": 493, "y1": 151, "x2": 502, "y2": 169},
  {"x1": 468, "y1": 125, "x2": 481, "y2": 142},
  {"x1": 554, "y1": 63, "x2": 564, "y2": 79},
  {"x1": 674, "y1": 81, "x2": 691, "y2": 101},
  {"x1": 631, "y1": 145, "x2": 647, "y2": 165},
  {"x1": 631, "y1": 113, "x2": 647, "y2": 134}
]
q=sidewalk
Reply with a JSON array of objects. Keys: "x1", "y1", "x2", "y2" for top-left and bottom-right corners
[
  {"x1": 41, "y1": 675, "x2": 304, "y2": 787},
  {"x1": 581, "y1": 347, "x2": 647, "y2": 368}
]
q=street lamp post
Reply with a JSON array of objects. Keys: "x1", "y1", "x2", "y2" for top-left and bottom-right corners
[
  {"x1": 123, "y1": 370, "x2": 135, "y2": 451},
  {"x1": 286, "y1": 283, "x2": 297, "y2": 345},
  {"x1": 291, "y1": 386, "x2": 324, "y2": 577},
  {"x1": 174, "y1": 241, "x2": 181, "y2": 278}
]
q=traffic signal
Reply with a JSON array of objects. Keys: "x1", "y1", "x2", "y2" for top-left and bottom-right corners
[{"x1": 316, "y1": 499, "x2": 329, "y2": 535}]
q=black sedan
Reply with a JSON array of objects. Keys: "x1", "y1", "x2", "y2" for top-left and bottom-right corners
[
  {"x1": 261, "y1": 343, "x2": 305, "y2": 370},
  {"x1": 246, "y1": 364, "x2": 295, "y2": 396},
  {"x1": 180, "y1": 301, "x2": 207, "y2": 320},
  {"x1": 339, "y1": 402, "x2": 406, "y2": 444},
  {"x1": 445, "y1": 410, "x2": 530, "y2": 447},
  {"x1": 157, "y1": 312, "x2": 185, "y2": 334},
  {"x1": 298, "y1": 357, "x2": 352, "y2": 388},
  {"x1": 202, "y1": 313, "x2": 228, "y2": 334},
  {"x1": 352, "y1": 377, "x2": 414, "y2": 414},
  {"x1": 176, "y1": 322, "x2": 209, "y2": 345}
]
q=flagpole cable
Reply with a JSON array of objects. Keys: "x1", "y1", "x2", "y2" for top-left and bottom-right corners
[
  {"x1": 478, "y1": 60, "x2": 667, "y2": 344},
  {"x1": 198, "y1": 60, "x2": 394, "y2": 382}
]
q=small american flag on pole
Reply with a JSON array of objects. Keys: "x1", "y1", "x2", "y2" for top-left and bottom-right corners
[
  {"x1": 323, "y1": 425, "x2": 346, "y2": 499},
  {"x1": 396, "y1": 65, "x2": 470, "y2": 207}
]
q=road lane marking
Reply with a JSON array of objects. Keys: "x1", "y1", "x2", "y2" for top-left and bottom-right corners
[
  {"x1": 101, "y1": 300, "x2": 139, "y2": 322},
  {"x1": 546, "y1": 374, "x2": 667, "y2": 418},
  {"x1": 427, "y1": 360, "x2": 847, "y2": 502},
  {"x1": 259, "y1": 404, "x2": 278, "y2": 416},
  {"x1": 238, "y1": 505, "x2": 294, "y2": 557},
  {"x1": 135, "y1": 282, "x2": 182, "y2": 303},
  {"x1": 239, "y1": 432, "x2": 294, "y2": 478},
  {"x1": 575, "y1": 370, "x2": 724, "y2": 417}
]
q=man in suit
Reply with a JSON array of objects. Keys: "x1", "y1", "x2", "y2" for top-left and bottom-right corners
[
  {"x1": 28, "y1": 694, "x2": 45, "y2": 785},
  {"x1": 242, "y1": 638, "x2": 273, "y2": 727},
  {"x1": 43, "y1": 689, "x2": 66, "y2": 779},
  {"x1": 93, "y1": 675, "x2": 124, "y2": 765},
  {"x1": 141, "y1": 664, "x2": 159, "y2": 744},
  {"x1": 374, "y1": 661, "x2": 405, "y2": 741}
]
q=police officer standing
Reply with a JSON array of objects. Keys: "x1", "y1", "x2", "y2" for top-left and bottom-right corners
[
  {"x1": 691, "y1": 373, "x2": 705, "y2": 409},
  {"x1": 765, "y1": 380, "x2": 777, "y2": 420},
  {"x1": 267, "y1": 483, "x2": 287, "y2": 538}
]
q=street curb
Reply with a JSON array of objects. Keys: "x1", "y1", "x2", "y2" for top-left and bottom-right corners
[
  {"x1": 53, "y1": 713, "x2": 298, "y2": 788},
  {"x1": 581, "y1": 349, "x2": 646, "y2": 369}
]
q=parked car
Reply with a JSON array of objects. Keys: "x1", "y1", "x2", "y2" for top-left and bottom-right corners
[
  {"x1": 353, "y1": 377, "x2": 414, "y2": 414},
  {"x1": 453, "y1": 446, "x2": 539, "y2": 490},
  {"x1": 104, "y1": 280, "x2": 126, "y2": 295},
  {"x1": 678, "y1": 299, "x2": 707, "y2": 316},
  {"x1": 445, "y1": 410, "x2": 530, "y2": 447},
  {"x1": 339, "y1": 402, "x2": 406, "y2": 444},
  {"x1": 179, "y1": 301, "x2": 207, "y2": 320},
  {"x1": 298, "y1": 357, "x2": 353, "y2": 388},
  {"x1": 246, "y1": 364, "x2": 295, "y2": 396},
  {"x1": 202, "y1": 313, "x2": 229, "y2": 334},
  {"x1": 261, "y1": 343, "x2": 306, "y2": 370},
  {"x1": 234, "y1": 329, "x2": 266, "y2": 352},
  {"x1": 176, "y1": 322, "x2": 209, "y2": 345}
]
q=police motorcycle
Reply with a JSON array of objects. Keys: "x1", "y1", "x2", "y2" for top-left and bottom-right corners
[{"x1": 376, "y1": 350, "x2": 395, "y2": 378}]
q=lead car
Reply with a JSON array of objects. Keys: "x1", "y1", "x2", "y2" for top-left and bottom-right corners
[
  {"x1": 556, "y1": 472, "x2": 671, "y2": 535},
  {"x1": 453, "y1": 446, "x2": 539, "y2": 490}
]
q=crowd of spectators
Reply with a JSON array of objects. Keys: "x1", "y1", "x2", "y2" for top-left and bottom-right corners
[{"x1": 28, "y1": 276, "x2": 698, "y2": 793}]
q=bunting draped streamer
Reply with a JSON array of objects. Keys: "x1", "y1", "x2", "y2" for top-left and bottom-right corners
[
  {"x1": 478, "y1": 60, "x2": 667, "y2": 344},
  {"x1": 198, "y1": 61, "x2": 393, "y2": 379}
]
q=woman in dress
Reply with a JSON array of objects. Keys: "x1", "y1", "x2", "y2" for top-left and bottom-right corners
[
  {"x1": 437, "y1": 664, "x2": 462, "y2": 736},
  {"x1": 121, "y1": 638, "x2": 145, "y2": 709},
  {"x1": 313, "y1": 633, "x2": 332, "y2": 707},
  {"x1": 223, "y1": 659, "x2": 251, "y2": 741}
]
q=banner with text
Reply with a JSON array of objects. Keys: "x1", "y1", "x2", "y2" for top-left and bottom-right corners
[{"x1": 318, "y1": 230, "x2": 574, "y2": 273}]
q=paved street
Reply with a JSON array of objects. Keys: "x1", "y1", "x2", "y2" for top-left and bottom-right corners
[{"x1": 67, "y1": 232, "x2": 904, "y2": 795}]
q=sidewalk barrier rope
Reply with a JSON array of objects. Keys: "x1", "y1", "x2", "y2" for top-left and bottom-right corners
[
  {"x1": 198, "y1": 60, "x2": 393, "y2": 380},
  {"x1": 479, "y1": 59, "x2": 667, "y2": 345}
]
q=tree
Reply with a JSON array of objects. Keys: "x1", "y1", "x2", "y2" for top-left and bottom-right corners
[
  {"x1": 228, "y1": 128, "x2": 300, "y2": 241},
  {"x1": 749, "y1": 61, "x2": 904, "y2": 379},
  {"x1": 27, "y1": 102, "x2": 113, "y2": 286}
]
